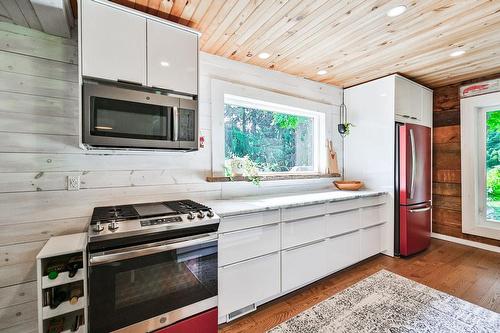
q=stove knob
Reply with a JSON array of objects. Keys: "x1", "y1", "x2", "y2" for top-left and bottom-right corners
[
  {"x1": 207, "y1": 209, "x2": 215, "y2": 218},
  {"x1": 108, "y1": 221, "x2": 119, "y2": 231},
  {"x1": 93, "y1": 221, "x2": 104, "y2": 232},
  {"x1": 187, "y1": 212, "x2": 196, "y2": 220},
  {"x1": 197, "y1": 210, "x2": 205, "y2": 218}
]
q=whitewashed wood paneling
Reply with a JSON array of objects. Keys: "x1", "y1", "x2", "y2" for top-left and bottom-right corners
[
  {"x1": 0, "y1": 91, "x2": 78, "y2": 118},
  {"x1": 0, "y1": 218, "x2": 88, "y2": 246},
  {"x1": 0, "y1": 262, "x2": 36, "y2": 288},
  {"x1": 0, "y1": 281, "x2": 37, "y2": 309}
]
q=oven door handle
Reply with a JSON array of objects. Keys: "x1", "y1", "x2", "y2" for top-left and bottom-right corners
[{"x1": 89, "y1": 233, "x2": 218, "y2": 266}]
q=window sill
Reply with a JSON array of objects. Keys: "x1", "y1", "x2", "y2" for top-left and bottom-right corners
[{"x1": 206, "y1": 173, "x2": 341, "y2": 183}]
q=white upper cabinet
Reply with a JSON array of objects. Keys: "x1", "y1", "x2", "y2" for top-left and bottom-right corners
[
  {"x1": 395, "y1": 76, "x2": 423, "y2": 120},
  {"x1": 81, "y1": 0, "x2": 147, "y2": 85},
  {"x1": 394, "y1": 75, "x2": 432, "y2": 127},
  {"x1": 421, "y1": 87, "x2": 433, "y2": 127},
  {"x1": 147, "y1": 19, "x2": 198, "y2": 94}
]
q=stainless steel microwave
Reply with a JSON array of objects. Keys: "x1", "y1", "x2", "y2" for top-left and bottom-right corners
[{"x1": 82, "y1": 81, "x2": 198, "y2": 151}]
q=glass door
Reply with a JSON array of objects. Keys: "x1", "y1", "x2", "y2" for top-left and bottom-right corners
[
  {"x1": 88, "y1": 235, "x2": 217, "y2": 333},
  {"x1": 91, "y1": 97, "x2": 171, "y2": 140}
]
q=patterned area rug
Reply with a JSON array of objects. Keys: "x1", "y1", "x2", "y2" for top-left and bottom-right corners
[{"x1": 268, "y1": 270, "x2": 500, "y2": 333}]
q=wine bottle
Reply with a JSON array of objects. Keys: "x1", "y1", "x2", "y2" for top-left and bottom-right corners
[
  {"x1": 46, "y1": 261, "x2": 66, "y2": 280},
  {"x1": 47, "y1": 317, "x2": 64, "y2": 333},
  {"x1": 69, "y1": 287, "x2": 82, "y2": 305},
  {"x1": 66, "y1": 256, "x2": 82, "y2": 278},
  {"x1": 50, "y1": 289, "x2": 68, "y2": 309}
]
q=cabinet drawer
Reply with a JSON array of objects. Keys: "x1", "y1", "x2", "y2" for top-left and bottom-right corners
[
  {"x1": 218, "y1": 224, "x2": 280, "y2": 266},
  {"x1": 360, "y1": 204, "x2": 387, "y2": 228},
  {"x1": 325, "y1": 209, "x2": 359, "y2": 237},
  {"x1": 219, "y1": 252, "x2": 280, "y2": 316},
  {"x1": 282, "y1": 203, "x2": 325, "y2": 221},
  {"x1": 359, "y1": 195, "x2": 386, "y2": 208},
  {"x1": 218, "y1": 209, "x2": 280, "y2": 233},
  {"x1": 282, "y1": 240, "x2": 327, "y2": 292},
  {"x1": 326, "y1": 199, "x2": 360, "y2": 214},
  {"x1": 282, "y1": 216, "x2": 325, "y2": 249},
  {"x1": 360, "y1": 223, "x2": 385, "y2": 259},
  {"x1": 327, "y1": 230, "x2": 360, "y2": 272}
]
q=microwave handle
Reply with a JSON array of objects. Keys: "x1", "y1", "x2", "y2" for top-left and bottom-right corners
[
  {"x1": 89, "y1": 232, "x2": 217, "y2": 266},
  {"x1": 172, "y1": 106, "x2": 179, "y2": 141}
]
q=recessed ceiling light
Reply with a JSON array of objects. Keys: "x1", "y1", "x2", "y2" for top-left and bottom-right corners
[
  {"x1": 450, "y1": 50, "x2": 465, "y2": 57},
  {"x1": 387, "y1": 5, "x2": 407, "y2": 17},
  {"x1": 317, "y1": 70, "x2": 327, "y2": 75},
  {"x1": 258, "y1": 52, "x2": 271, "y2": 59},
  {"x1": 160, "y1": 61, "x2": 170, "y2": 67}
]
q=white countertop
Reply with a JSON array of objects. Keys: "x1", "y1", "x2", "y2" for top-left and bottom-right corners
[{"x1": 204, "y1": 189, "x2": 387, "y2": 217}]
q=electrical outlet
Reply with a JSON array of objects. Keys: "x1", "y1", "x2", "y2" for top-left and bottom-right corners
[{"x1": 67, "y1": 176, "x2": 80, "y2": 191}]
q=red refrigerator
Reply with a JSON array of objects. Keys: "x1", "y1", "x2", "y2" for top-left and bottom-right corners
[{"x1": 395, "y1": 123, "x2": 432, "y2": 256}]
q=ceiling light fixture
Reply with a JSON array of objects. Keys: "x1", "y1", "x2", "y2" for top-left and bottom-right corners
[
  {"x1": 160, "y1": 61, "x2": 170, "y2": 67},
  {"x1": 317, "y1": 70, "x2": 327, "y2": 75},
  {"x1": 387, "y1": 5, "x2": 407, "y2": 17},
  {"x1": 450, "y1": 50, "x2": 465, "y2": 57},
  {"x1": 258, "y1": 52, "x2": 271, "y2": 59}
]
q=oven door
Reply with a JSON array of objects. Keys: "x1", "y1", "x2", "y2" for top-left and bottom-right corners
[
  {"x1": 88, "y1": 233, "x2": 218, "y2": 333},
  {"x1": 83, "y1": 82, "x2": 181, "y2": 149}
]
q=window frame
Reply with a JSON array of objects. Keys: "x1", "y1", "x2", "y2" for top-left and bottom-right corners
[
  {"x1": 224, "y1": 94, "x2": 323, "y2": 175},
  {"x1": 211, "y1": 79, "x2": 337, "y2": 178},
  {"x1": 460, "y1": 91, "x2": 500, "y2": 240},
  {"x1": 478, "y1": 106, "x2": 499, "y2": 225}
]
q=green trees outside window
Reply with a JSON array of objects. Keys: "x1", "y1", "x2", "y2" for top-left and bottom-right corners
[
  {"x1": 224, "y1": 103, "x2": 314, "y2": 174},
  {"x1": 486, "y1": 110, "x2": 500, "y2": 221}
]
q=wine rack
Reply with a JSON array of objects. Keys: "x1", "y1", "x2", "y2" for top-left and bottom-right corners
[{"x1": 37, "y1": 233, "x2": 88, "y2": 333}]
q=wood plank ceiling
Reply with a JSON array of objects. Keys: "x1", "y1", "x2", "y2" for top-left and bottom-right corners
[{"x1": 96, "y1": 1, "x2": 500, "y2": 87}]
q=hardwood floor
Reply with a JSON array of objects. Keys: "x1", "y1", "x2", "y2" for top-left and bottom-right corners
[{"x1": 219, "y1": 239, "x2": 500, "y2": 333}]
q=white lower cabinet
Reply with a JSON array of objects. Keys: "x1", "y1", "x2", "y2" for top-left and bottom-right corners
[
  {"x1": 282, "y1": 215, "x2": 325, "y2": 249},
  {"x1": 217, "y1": 195, "x2": 389, "y2": 323},
  {"x1": 360, "y1": 204, "x2": 386, "y2": 228},
  {"x1": 281, "y1": 240, "x2": 327, "y2": 292},
  {"x1": 326, "y1": 230, "x2": 360, "y2": 272},
  {"x1": 360, "y1": 223, "x2": 385, "y2": 258},
  {"x1": 218, "y1": 223, "x2": 280, "y2": 266},
  {"x1": 325, "y1": 209, "x2": 359, "y2": 237},
  {"x1": 218, "y1": 252, "x2": 281, "y2": 317}
]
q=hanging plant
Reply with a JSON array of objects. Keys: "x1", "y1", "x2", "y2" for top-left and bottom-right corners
[{"x1": 338, "y1": 100, "x2": 354, "y2": 137}]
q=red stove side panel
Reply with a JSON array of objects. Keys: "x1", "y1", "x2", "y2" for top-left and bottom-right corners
[{"x1": 154, "y1": 308, "x2": 218, "y2": 333}]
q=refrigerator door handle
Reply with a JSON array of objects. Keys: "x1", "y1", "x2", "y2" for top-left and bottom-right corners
[
  {"x1": 409, "y1": 206, "x2": 432, "y2": 213},
  {"x1": 409, "y1": 128, "x2": 416, "y2": 200}
]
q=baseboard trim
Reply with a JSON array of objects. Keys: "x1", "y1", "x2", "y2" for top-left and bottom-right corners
[{"x1": 431, "y1": 232, "x2": 500, "y2": 253}]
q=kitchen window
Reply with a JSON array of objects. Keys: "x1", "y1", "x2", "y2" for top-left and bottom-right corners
[
  {"x1": 479, "y1": 107, "x2": 500, "y2": 223},
  {"x1": 211, "y1": 79, "x2": 332, "y2": 179},
  {"x1": 461, "y1": 91, "x2": 500, "y2": 240},
  {"x1": 224, "y1": 95, "x2": 322, "y2": 175}
]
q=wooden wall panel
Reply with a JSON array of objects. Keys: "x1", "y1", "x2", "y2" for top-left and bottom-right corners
[{"x1": 432, "y1": 73, "x2": 500, "y2": 247}]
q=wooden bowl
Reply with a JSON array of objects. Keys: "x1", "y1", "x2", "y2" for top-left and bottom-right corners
[{"x1": 333, "y1": 180, "x2": 364, "y2": 191}]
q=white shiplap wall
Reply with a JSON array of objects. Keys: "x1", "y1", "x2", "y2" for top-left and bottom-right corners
[{"x1": 0, "y1": 22, "x2": 342, "y2": 332}]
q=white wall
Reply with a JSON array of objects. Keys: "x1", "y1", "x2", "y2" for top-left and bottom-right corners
[{"x1": 0, "y1": 22, "x2": 341, "y2": 332}]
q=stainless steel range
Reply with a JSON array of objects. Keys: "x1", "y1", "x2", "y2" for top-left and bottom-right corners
[{"x1": 87, "y1": 200, "x2": 219, "y2": 333}]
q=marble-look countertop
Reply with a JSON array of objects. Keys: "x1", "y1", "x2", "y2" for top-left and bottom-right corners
[{"x1": 204, "y1": 189, "x2": 387, "y2": 218}]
